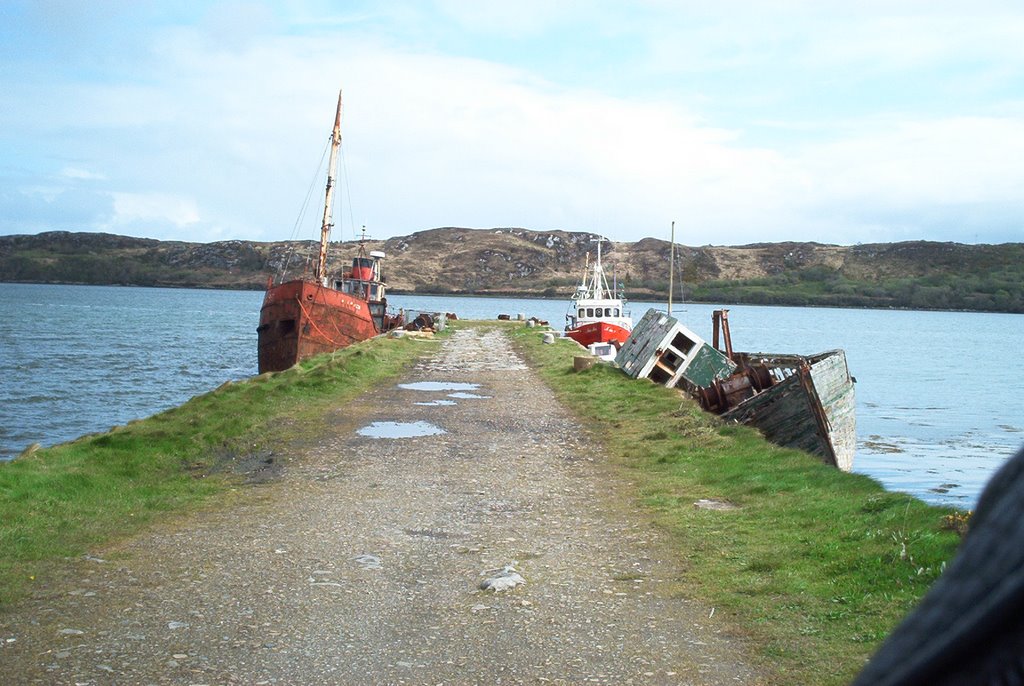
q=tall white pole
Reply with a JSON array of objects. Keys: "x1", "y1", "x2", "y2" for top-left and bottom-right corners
[{"x1": 668, "y1": 221, "x2": 675, "y2": 317}]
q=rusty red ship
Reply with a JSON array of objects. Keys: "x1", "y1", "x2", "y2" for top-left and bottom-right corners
[{"x1": 257, "y1": 91, "x2": 401, "y2": 373}]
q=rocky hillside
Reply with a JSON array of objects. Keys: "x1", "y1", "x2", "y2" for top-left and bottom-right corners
[{"x1": 1, "y1": 228, "x2": 1021, "y2": 312}]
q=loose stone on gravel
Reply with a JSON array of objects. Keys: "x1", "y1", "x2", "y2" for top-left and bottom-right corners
[
  {"x1": 352, "y1": 554, "x2": 382, "y2": 570},
  {"x1": 478, "y1": 564, "x2": 526, "y2": 592}
]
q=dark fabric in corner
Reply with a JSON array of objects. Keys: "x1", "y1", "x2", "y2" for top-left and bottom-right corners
[{"x1": 853, "y1": 446, "x2": 1024, "y2": 686}]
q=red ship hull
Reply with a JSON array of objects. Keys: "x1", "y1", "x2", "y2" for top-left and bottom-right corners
[
  {"x1": 257, "y1": 279, "x2": 379, "y2": 373},
  {"x1": 565, "y1": 321, "x2": 631, "y2": 348}
]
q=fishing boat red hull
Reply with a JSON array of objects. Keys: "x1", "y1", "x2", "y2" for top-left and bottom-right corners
[
  {"x1": 563, "y1": 236, "x2": 633, "y2": 349},
  {"x1": 565, "y1": 321, "x2": 631, "y2": 348},
  {"x1": 257, "y1": 279, "x2": 379, "y2": 373}
]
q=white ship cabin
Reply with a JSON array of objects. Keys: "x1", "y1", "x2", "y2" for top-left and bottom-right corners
[{"x1": 567, "y1": 298, "x2": 632, "y2": 331}]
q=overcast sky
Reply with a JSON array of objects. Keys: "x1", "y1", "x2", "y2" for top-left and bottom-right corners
[{"x1": 2, "y1": 1, "x2": 1022, "y2": 246}]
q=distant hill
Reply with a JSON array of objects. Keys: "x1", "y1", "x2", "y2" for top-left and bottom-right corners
[{"x1": 1, "y1": 228, "x2": 1022, "y2": 313}]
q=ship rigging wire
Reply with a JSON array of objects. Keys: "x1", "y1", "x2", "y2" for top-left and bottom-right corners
[
  {"x1": 277, "y1": 138, "x2": 331, "y2": 281},
  {"x1": 339, "y1": 141, "x2": 358, "y2": 242}
]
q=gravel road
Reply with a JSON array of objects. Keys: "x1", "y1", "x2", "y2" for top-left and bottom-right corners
[{"x1": 1, "y1": 327, "x2": 764, "y2": 685}]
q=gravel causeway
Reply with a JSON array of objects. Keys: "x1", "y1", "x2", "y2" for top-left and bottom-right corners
[{"x1": 0, "y1": 327, "x2": 764, "y2": 685}]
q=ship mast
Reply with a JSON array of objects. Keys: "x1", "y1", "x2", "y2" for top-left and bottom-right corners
[
  {"x1": 315, "y1": 90, "x2": 343, "y2": 285},
  {"x1": 668, "y1": 221, "x2": 675, "y2": 316},
  {"x1": 589, "y1": 236, "x2": 610, "y2": 299}
]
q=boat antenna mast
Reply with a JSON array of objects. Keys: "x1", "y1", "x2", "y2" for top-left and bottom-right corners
[
  {"x1": 315, "y1": 90, "x2": 343, "y2": 285},
  {"x1": 589, "y1": 236, "x2": 611, "y2": 299},
  {"x1": 668, "y1": 221, "x2": 675, "y2": 316}
]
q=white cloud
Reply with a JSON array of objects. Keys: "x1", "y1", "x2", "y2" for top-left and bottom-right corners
[
  {"x1": 434, "y1": 0, "x2": 584, "y2": 36},
  {"x1": 3, "y1": 1, "x2": 1023, "y2": 246},
  {"x1": 20, "y1": 185, "x2": 64, "y2": 203},
  {"x1": 61, "y1": 31, "x2": 1024, "y2": 244},
  {"x1": 60, "y1": 167, "x2": 106, "y2": 181},
  {"x1": 110, "y1": 192, "x2": 201, "y2": 227},
  {"x1": 803, "y1": 116, "x2": 1024, "y2": 207}
]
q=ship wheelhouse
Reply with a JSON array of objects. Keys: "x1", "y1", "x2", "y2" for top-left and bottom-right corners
[
  {"x1": 332, "y1": 249, "x2": 387, "y2": 303},
  {"x1": 334, "y1": 278, "x2": 385, "y2": 302},
  {"x1": 577, "y1": 305, "x2": 623, "y2": 320},
  {"x1": 567, "y1": 296, "x2": 629, "y2": 331}
]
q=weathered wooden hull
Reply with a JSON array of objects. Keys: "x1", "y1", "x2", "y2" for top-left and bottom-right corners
[
  {"x1": 722, "y1": 350, "x2": 857, "y2": 471},
  {"x1": 257, "y1": 279, "x2": 378, "y2": 373},
  {"x1": 566, "y1": 321, "x2": 631, "y2": 348}
]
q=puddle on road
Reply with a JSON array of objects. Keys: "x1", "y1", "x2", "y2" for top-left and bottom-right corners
[
  {"x1": 447, "y1": 392, "x2": 490, "y2": 399},
  {"x1": 356, "y1": 421, "x2": 446, "y2": 439},
  {"x1": 414, "y1": 399, "x2": 458, "y2": 407},
  {"x1": 399, "y1": 381, "x2": 481, "y2": 392}
]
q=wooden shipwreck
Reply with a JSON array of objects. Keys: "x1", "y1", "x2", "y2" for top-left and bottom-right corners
[{"x1": 615, "y1": 308, "x2": 856, "y2": 471}]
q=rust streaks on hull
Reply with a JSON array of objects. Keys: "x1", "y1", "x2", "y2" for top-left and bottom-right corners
[{"x1": 257, "y1": 279, "x2": 378, "y2": 373}]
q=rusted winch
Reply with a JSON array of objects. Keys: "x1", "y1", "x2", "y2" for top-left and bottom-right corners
[
  {"x1": 696, "y1": 364, "x2": 775, "y2": 414},
  {"x1": 405, "y1": 312, "x2": 435, "y2": 331}
]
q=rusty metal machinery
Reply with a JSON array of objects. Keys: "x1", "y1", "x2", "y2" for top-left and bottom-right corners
[{"x1": 695, "y1": 363, "x2": 775, "y2": 414}]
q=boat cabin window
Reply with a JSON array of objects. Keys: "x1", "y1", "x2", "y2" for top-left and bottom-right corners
[
  {"x1": 578, "y1": 308, "x2": 585, "y2": 319},
  {"x1": 342, "y1": 281, "x2": 371, "y2": 298},
  {"x1": 614, "y1": 308, "x2": 620, "y2": 317},
  {"x1": 605, "y1": 308, "x2": 612, "y2": 316},
  {"x1": 671, "y1": 332, "x2": 696, "y2": 355},
  {"x1": 651, "y1": 348, "x2": 684, "y2": 383}
]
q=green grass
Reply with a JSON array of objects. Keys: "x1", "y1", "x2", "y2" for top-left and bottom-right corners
[
  {"x1": 0, "y1": 333, "x2": 438, "y2": 607},
  {"x1": 510, "y1": 325, "x2": 964, "y2": 685}
]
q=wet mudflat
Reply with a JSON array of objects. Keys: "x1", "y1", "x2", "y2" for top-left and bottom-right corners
[{"x1": 0, "y1": 327, "x2": 764, "y2": 685}]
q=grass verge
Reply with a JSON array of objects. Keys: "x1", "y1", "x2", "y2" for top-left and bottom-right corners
[
  {"x1": 510, "y1": 325, "x2": 964, "y2": 685},
  {"x1": 0, "y1": 333, "x2": 438, "y2": 607}
]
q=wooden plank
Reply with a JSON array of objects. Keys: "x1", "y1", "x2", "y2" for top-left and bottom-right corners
[
  {"x1": 678, "y1": 343, "x2": 736, "y2": 390},
  {"x1": 616, "y1": 309, "x2": 674, "y2": 379},
  {"x1": 809, "y1": 350, "x2": 857, "y2": 471},
  {"x1": 722, "y1": 374, "x2": 836, "y2": 465}
]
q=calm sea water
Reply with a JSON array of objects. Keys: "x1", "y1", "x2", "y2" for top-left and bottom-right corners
[{"x1": 1, "y1": 284, "x2": 1021, "y2": 509}]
